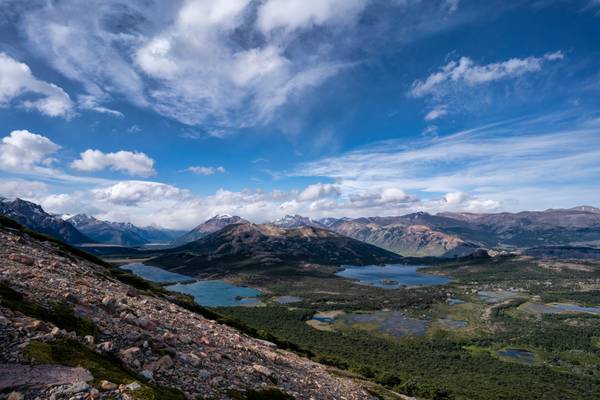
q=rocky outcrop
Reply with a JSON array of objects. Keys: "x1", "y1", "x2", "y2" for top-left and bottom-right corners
[{"x1": 0, "y1": 223, "x2": 374, "y2": 399}]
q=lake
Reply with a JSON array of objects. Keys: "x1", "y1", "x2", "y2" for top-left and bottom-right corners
[
  {"x1": 121, "y1": 263, "x2": 262, "y2": 307},
  {"x1": 120, "y1": 263, "x2": 190, "y2": 283},
  {"x1": 336, "y1": 264, "x2": 450, "y2": 288},
  {"x1": 165, "y1": 280, "x2": 262, "y2": 307}
]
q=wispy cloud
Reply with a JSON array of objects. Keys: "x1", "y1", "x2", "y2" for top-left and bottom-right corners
[
  {"x1": 186, "y1": 166, "x2": 226, "y2": 176},
  {"x1": 410, "y1": 51, "x2": 564, "y2": 98},
  {"x1": 292, "y1": 112, "x2": 600, "y2": 211}
]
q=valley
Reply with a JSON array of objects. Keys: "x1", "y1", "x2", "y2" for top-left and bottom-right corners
[
  {"x1": 3, "y1": 199, "x2": 600, "y2": 399},
  {"x1": 118, "y1": 253, "x2": 600, "y2": 400}
]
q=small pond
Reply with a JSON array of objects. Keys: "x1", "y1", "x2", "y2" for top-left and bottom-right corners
[
  {"x1": 336, "y1": 264, "x2": 450, "y2": 289},
  {"x1": 345, "y1": 311, "x2": 429, "y2": 337},
  {"x1": 166, "y1": 281, "x2": 262, "y2": 307},
  {"x1": 120, "y1": 263, "x2": 190, "y2": 283},
  {"x1": 274, "y1": 296, "x2": 303, "y2": 304},
  {"x1": 498, "y1": 348, "x2": 535, "y2": 362},
  {"x1": 438, "y1": 318, "x2": 468, "y2": 329},
  {"x1": 447, "y1": 298, "x2": 465, "y2": 305}
]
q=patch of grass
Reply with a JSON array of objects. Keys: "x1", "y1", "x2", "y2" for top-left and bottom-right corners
[{"x1": 25, "y1": 339, "x2": 184, "y2": 400}]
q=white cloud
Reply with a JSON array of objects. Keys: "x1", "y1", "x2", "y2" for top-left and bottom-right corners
[
  {"x1": 186, "y1": 166, "x2": 226, "y2": 176},
  {"x1": 71, "y1": 149, "x2": 156, "y2": 177},
  {"x1": 0, "y1": 52, "x2": 74, "y2": 117},
  {"x1": 297, "y1": 183, "x2": 340, "y2": 201},
  {"x1": 0, "y1": 179, "x2": 48, "y2": 199},
  {"x1": 410, "y1": 51, "x2": 564, "y2": 98},
  {"x1": 91, "y1": 181, "x2": 187, "y2": 206},
  {"x1": 0, "y1": 130, "x2": 61, "y2": 172},
  {"x1": 13, "y1": 0, "x2": 371, "y2": 129},
  {"x1": 257, "y1": 0, "x2": 369, "y2": 33},
  {"x1": 424, "y1": 106, "x2": 448, "y2": 121}
]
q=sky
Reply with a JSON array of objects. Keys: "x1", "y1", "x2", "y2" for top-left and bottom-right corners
[{"x1": 0, "y1": 0, "x2": 599, "y2": 229}]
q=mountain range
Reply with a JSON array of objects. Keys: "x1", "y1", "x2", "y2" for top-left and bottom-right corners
[
  {"x1": 150, "y1": 222, "x2": 402, "y2": 277},
  {"x1": 2, "y1": 198, "x2": 600, "y2": 259},
  {"x1": 315, "y1": 207, "x2": 600, "y2": 257},
  {"x1": 0, "y1": 198, "x2": 91, "y2": 245},
  {"x1": 67, "y1": 214, "x2": 184, "y2": 247}
]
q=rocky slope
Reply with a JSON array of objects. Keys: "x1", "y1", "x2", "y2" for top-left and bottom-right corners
[
  {"x1": 0, "y1": 198, "x2": 91, "y2": 245},
  {"x1": 171, "y1": 214, "x2": 249, "y2": 246},
  {"x1": 68, "y1": 214, "x2": 184, "y2": 247},
  {"x1": 151, "y1": 223, "x2": 403, "y2": 277},
  {"x1": 326, "y1": 213, "x2": 480, "y2": 257},
  {"x1": 0, "y1": 217, "x2": 375, "y2": 399}
]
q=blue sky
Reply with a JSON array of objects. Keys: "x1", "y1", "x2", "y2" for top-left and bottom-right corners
[{"x1": 0, "y1": 0, "x2": 599, "y2": 228}]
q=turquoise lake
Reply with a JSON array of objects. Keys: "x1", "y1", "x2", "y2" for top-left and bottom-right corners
[
  {"x1": 120, "y1": 263, "x2": 262, "y2": 307},
  {"x1": 165, "y1": 281, "x2": 262, "y2": 307},
  {"x1": 335, "y1": 264, "x2": 450, "y2": 288}
]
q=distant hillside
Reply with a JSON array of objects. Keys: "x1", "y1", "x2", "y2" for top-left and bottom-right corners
[
  {"x1": 325, "y1": 212, "x2": 482, "y2": 257},
  {"x1": 0, "y1": 198, "x2": 91, "y2": 245},
  {"x1": 150, "y1": 223, "x2": 402, "y2": 277},
  {"x1": 68, "y1": 214, "x2": 184, "y2": 247},
  {"x1": 439, "y1": 206, "x2": 600, "y2": 248},
  {"x1": 322, "y1": 207, "x2": 600, "y2": 257},
  {"x1": 171, "y1": 214, "x2": 249, "y2": 246}
]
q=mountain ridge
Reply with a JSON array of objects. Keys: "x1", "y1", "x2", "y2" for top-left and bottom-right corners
[
  {"x1": 0, "y1": 198, "x2": 92, "y2": 245},
  {"x1": 150, "y1": 222, "x2": 403, "y2": 277}
]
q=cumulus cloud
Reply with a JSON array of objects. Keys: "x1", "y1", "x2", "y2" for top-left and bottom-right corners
[
  {"x1": 0, "y1": 130, "x2": 61, "y2": 172},
  {"x1": 186, "y1": 166, "x2": 226, "y2": 176},
  {"x1": 0, "y1": 52, "x2": 74, "y2": 117},
  {"x1": 91, "y1": 181, "x2": 187, "y2": 206},
  {"x1": 71, "y1": 149, "x2": 156, "y2": 177},
  {"x1": 297, "y1": 183, "x2": 340, "y2": 201},
  {"x1": 410, "y1": 51, "x2": 564, "y2": 98}
]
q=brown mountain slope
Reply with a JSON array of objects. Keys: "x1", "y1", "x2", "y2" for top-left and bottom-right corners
[
  {"x1": 328, "y1": 214, "x2": 480, "y2": 257},
  {"x1": 0, "y1": 218, "x2": 375, "y2": 399}
]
